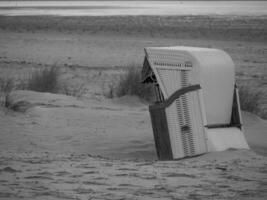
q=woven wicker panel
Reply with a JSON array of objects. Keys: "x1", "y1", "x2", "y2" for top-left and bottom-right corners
[
  {"x1": 165, "y1": 91, "x2": 207, "y2": 159},
  {"x1": 155, "y1": 68, "x2": 187, "y2": 98},
  {"x1": 186, "y1": 91, "x2": 207, "y2": 155},
  {"x1": 156, "y1": 68, "x2": 207, "y2": 158},
  {"x1": 165, "y1": 102, "x2": 185, "y2": 158}
]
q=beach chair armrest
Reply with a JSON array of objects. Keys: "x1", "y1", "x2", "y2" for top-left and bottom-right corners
[{"x1": 150, "y1": 84, "x2": 201, "y2": 110}]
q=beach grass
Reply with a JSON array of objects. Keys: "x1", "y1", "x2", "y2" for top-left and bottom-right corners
[
  {"x1": 0, "y1": 76, "x2": 15, "y2": 106},
  {"x1": 238, "y1": 85, "x2": 265, "y2": 118},
  {"x1": 106, "y1": 66, "x2": 154, "y2": 101},
  {"x1": 26, "y1": 65, "x2": 60, "y2": 93},
  {"x1": 61, "y1": 83, "x2": 86, "y2": 98},
  {"x1": 0, "y1": 77, "x2": 15, "y2": 95},
  {"x1": 0, "y1": 15, "x2": 266, "y2": 117}
]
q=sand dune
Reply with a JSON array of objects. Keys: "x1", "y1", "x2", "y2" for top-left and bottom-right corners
[
  {"x1": 1, "y1": 90, "x2": 267, "y2": 159},
  {"x1": 0, "y1": 90, "x2": 267, "y2": 199}
]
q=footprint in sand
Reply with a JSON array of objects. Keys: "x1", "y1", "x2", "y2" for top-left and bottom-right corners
[
  {"x1": 0, "y1": 166, "x2": 19, "y2": 173},
  {"x1": 55, "y1": 170, "x2": 71, "y2": 176},
  {"x1": 37, "y1": 171, "x2": 53, "y2": 176},
  {"x1": 162, "y1": 172, "x2": 197, "y2": 178},
  {"x1": 82, "y1": 181, "x2": 108, "y2": 186},
  {"x1": 83, "y1": 170, "x2": 98, "y2": 175},
  {"x1": 55, "y1": 135, "x2": 73, "y2": 141},
  {"x1": 117, "y1": 167, "x2": 138, "y2": 171},
  {"x1": 74, "y1": 187, "x2": 95, "y2": 195},
  {"x1": 24, "y1": 175, "x2": 54, "y2": 180}
]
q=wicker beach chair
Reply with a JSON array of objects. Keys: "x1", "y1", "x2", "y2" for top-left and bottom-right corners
[{"x1": 142, "y1": 46, "x2": 249, "y2": 160}]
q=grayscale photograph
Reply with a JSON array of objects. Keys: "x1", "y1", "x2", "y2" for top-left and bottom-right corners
[{"x1": 0, "y1": 0, "x2": 266, "y2": 199}]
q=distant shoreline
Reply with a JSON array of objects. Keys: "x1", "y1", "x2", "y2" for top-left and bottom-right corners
[
  {"x1": 1, "y1": 15, "x2": 266, "y2": 42},
  {"x1": 1, "y1": 1, "x2": 267, "y2": 16}
]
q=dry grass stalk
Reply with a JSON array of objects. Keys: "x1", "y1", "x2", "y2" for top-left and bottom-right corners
[{"x1": 107, "y1": 67, "x2": 154, "y2": 101}]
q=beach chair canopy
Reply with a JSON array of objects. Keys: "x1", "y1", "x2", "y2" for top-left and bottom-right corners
[{"x1": 143, "y1": 46, "x2": 235, "y2": 126}]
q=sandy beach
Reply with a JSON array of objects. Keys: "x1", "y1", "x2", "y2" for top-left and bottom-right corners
[{"x1": 0, "y1": 15, "x2": 267, "y2": 199}]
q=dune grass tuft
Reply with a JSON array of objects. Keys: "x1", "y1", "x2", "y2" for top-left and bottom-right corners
[
  {"x1": 107, "y1": 67, "x2": 154, "y2": 101},
  {"x1": 0, "y1": 77, "x2": 15, "y2": 106},
  {"x1": 61, "y1": 83, "x2": 87, "y2": 98},
  {"x1": 0, "y1": 77, "x2": 15, "y2": 95},
  {"x1": 238, "y1": 85, "x2": 264, "y2": 117},
  {"x1": 26, "y1": 66, "x2": 60, "y2": 93}
]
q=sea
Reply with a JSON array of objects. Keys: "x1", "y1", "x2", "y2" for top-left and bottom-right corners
[{"x1": 0, "y1": 1, "x2": 266, "y2": 16}]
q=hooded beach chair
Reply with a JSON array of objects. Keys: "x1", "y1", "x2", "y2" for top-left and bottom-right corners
[{"x1": 142, "y1": 46, "x2": 249, "y2": 160}]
